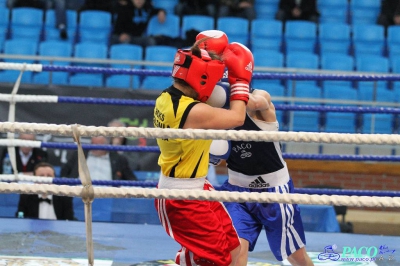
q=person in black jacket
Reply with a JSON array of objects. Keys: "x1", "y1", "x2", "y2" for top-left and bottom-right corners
[
  {"x1": 275, "y1": 0, "x2": 319, "y2": 23},
  {"x1": 60, "y1": 136, "x2": 137, "y2": 181},
  {"x1": 16, "y1": 162, "x2": 75, "y2": 220},
  {"x1": 111, "y1": 0, "x2": 168, "y2": 47},
  {"x1": 0, "y1": 133, "x2": 48, "y2": 175},
  {"x1": 377, "y1": 0, "x2": 400, "y2": 29}
]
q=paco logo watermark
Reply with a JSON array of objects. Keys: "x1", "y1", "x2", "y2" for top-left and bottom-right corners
[{"x1": 318, "y1": 244, "x2": 396, "y2": 262}]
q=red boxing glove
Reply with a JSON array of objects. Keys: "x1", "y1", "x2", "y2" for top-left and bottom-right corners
[
  {"x1": 196, "y1": 30, "x2": 229, "y2": 55},
  {"x1": 223, "y1": 42, "x2": 254, "y2": 104}
]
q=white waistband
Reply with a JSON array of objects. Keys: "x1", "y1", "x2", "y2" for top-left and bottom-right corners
[
  {"x1": 228, "y1": 165, "x2": 290, "y2": 189},
  {"x1": 158, "y1": 173, "x2": 206, "y2": 190}
]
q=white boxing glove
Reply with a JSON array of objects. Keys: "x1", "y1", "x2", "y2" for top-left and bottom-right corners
[
  {"x1": 209, "y1": 139, "x2": 231, "y2": 166},
  {"x1": 206, "y1": 82, "x2": 230, "y2": 109}
]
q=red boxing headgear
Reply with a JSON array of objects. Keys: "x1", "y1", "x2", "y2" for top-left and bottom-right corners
[{"x1": 172, "y1": 49, "x2": 225, "y2": 102}]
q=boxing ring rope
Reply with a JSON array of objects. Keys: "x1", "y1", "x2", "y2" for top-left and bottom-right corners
[{"x1": 1, "y1": 62, "x2": 400, "y2": 265}]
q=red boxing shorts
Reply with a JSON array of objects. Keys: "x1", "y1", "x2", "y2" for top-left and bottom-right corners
[{"x1": 155, "y1": 181, "x2": 240, "y2": 266}]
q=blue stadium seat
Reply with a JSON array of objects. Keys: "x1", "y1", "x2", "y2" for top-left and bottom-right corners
[
  {"x1": 0, "y1": 8, "x2": 7, "y2": 52},
  {"x1": 286, "y1": 51, "x2": 319, "y2": 87},
  {"x1": 318, "y1": 23, "x2": 351, "y2": 55},
  {"x1": 318, "y1": 0, "x2": 348, "y2": 23},
  {"x1": 140, "y1": 76, "x2": 172, "y2": 90},
  {"x1": 0, "y1": 39, "x2": 37, "y2": 83},
  {"x1": 181, "y1": 15, "x2": 214, "y2": 39},
  {"x1": 288, "y1": 84, "x2": 321, "y2": 132},
  {"x1": 79, "y1": 10, "x2": 112, "y2": 44},
  {"x1": 109, "y1": 44, "x2": 143, "y2": 89},
  {"x1": 352, "y1": 24, "x2": 385, "y2": 57},
  {"x1": 0, "y1": 7, "x2": 9, "y2": 28},
  {"x1": 356, "y1": 55, "x2": 389, "y2": 97},
  {"x1": 362, "y1": 114, "x2": 394, "y2": 134},
  {"x1": 387, "y1": 26, "x2": 400, "y2": 65},
  {"x1": 141, "y1": 45, "x2": 176, "y2": 90},
  {"x1": 74, "y1": 42, "x2": 108, "y2": 68},
  {"x1": 350, "y1": 0, "x2": 381, "y2": 25},
  {"x1": 106, "y1": 75, "x2": 136, "y2": 89},
  {"x1": 253, "y1": 50, "x2": 283, "y2": 87},
  {"x1": 10, "y1": 7, "x2": 43, "y2": 42},
  {"x1": 69, "y1": 73, "x2": 103, "y2": 87},
  {"x1": 284, "y1": 21, "x2": 317, "y2": 54},
  {"x1": 324, "y1": 112, "x2": 357, "y2": 133},
  {"x1": 250, "y1": 19, "x2": 283, "y2": 52},
  {"x1": 254, "y1": 0, "x2": 279, "y2": 19},
  {"x1": 323, "y1": 84, "x2": 358, "y2": 106},
  {"x1": 216, "y1": 17, "x2": 249, "y2": 46},
  {"x1": 33, "y1": 40, "x2": 72, "y2": 85},
  {"x1": 291, "y1": 111, "x2": 320, "y2": 132},
  {"x1": 44, "y1": 9, "x2": 77, "y2": 43},
  {"x1": 256, "y1": 84, "x2": 286, "y2": 105},
  {"x1": 147, "y1": 14, "x2": 180, "y2": 39},
  {"x1": 320, "y1": 53, "x2": 354, "y2": 88}
]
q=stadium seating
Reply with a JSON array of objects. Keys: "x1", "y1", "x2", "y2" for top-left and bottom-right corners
[
  {"x1": 355, "y1": 55, "x2": 390, "y2": 99},
  {"x1": 74, "y1": 42, "x2": 108, "y2": 68},
  {"x1": 69, "y1": 73, "x2": 103, "y2": 87},
  {"x1": 350, "y1": 0, "x2": 381, "y2": 25},
  {"x1": 78, "y1": 10, "x2": 112, "y2": 44},
  {"x1": 108, "y1": 44, "x2": 143, "y2": 89},
  {"x1": 10, "y1": 7, "x2": 43, "y2": 43},
  {"x1": 253, "y1": 50, "x2": 284, "y2": 87},
  {"x1": 352, "y1": 24, "x2": 385, "y2": 57},
  {"x1": 320, "y1": 53, "x2": 354, "y2": 88},
  {"x1": 216, "y1": 17, "x2": 249, "y2": 46},
  {"x1": 181, "y1": 15, "x2": 214, "y2": 39},
  {"x1": 254, "y1": 0, "x2": 279, "y2": 19},
  {"x1": 147, "y1": 14, "x2": 180, "y2": 39},
  {"x1": 44, "y1": 9, "x2": 77, "y2": 43},
  {"x1": 33, "y1": 40, "x2": 73, "y2": 85},
  {"x1": 286, "y1": 51, "x2": 319, "y2": 87},
  {"x1": 141, "y1": 45, "x2": 176, "y2": 90},
  {"x1": 318, "y1": 23, "x2": 351, "y2": 55},
  {"x1": 284, "y1": 21, "x2": 317, "y2": 54},
  {"x1": 318, "y1": 0, "x2": 348, "y2": 24},
  {"x1": 250, "y1": 19, "x2": 283, "y2": 53}
]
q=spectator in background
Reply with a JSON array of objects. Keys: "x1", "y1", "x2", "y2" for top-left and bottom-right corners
[
  {"x1": 78, "y1": 0, "x2": 117, "y2": 13},
  {"x1": 377, "y1": 0, "x2": 400, "y2": 30},
  {"x1": 61, "y1": 136, "x2": 137, "y2": 181},
  {"x1": 108, "y1": 119, "x2": 128, "y2": 147},
  {"x1": 7, "y1": 0, "x2": 69, "y2": 39},
  {"x1": 218, "y1": 0, "x2": 256, "y2": 21},
  {"x1": 111, "y1": 0, "x2": 176, "y2": 48},
  {"x1": 15, "y1": 162, "x2": 75, "y2": 220},
  {"x1": 0, "y1": 133, "x2": 48, "y2": 175},
  {"x1": 174, "y1": 0, "x2": 217, "y2": 19},
  {"x1": 275, "y1": 0, "x2": 319, "y2": 23}
]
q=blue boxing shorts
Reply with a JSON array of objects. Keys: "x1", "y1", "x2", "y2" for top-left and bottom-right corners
[{"x1": 219, "y1": 178, "x2": 306, "y2": 261}]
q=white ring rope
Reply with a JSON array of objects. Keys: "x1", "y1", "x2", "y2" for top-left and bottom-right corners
[
  {"x1": 0, "y1": 122, "x2": 399, "y2": 145},
  {"x1": 0, "y1": 93, "x2": 58, "y2": 103},
  {"x1": 0, "y1": 62, "x2": 43, "y2": 72},
  {"x1": 0, "y1": 182, "x2": 399, "y2": 208}
]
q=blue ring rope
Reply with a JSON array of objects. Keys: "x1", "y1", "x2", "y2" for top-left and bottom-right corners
[
  {"x1": 42, "y1": 65, "x2": 400, "y2": 81},
  {"x1": 56, "y1": 96, "x2": 400, "y2": 114},
  {"x1": 39, "y1": 142, "x2": 400, "y2": 162}
]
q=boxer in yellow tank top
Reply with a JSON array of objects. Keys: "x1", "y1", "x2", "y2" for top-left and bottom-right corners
[{"x1": 153, "y1": 33, "x2": 254, "y2": 266}]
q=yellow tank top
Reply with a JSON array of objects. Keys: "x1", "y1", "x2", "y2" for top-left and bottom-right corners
[{"x1": 154, "y1": 87, "x2": 212, "y2": 178}]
